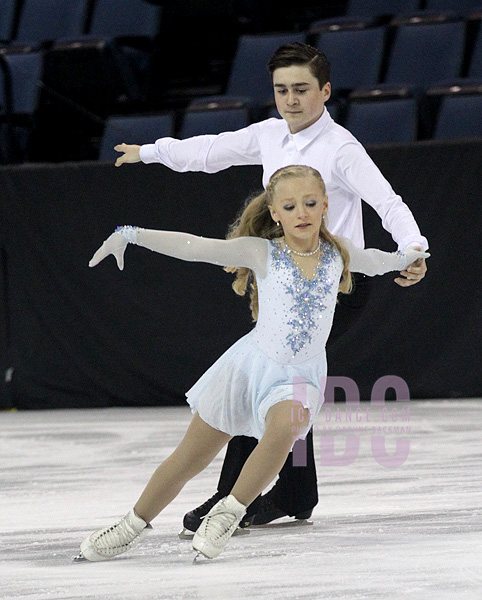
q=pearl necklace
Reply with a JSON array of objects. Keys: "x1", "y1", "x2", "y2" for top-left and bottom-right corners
[{"x1": 283, "y1": 238, "x2": 322, "y2": 257}]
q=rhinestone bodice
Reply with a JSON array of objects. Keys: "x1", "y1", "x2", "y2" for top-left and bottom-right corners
[{"x1": 249, "y1": 239, "x2": 342, "y2": 365}]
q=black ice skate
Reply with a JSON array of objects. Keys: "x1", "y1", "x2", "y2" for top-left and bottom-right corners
[{"x1": 251, "y1": 490, "x2": 313, "y2": 527}]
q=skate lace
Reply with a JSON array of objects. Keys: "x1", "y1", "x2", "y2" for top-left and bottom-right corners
[
  {"x1": 203, "y1": 507, "x2": 239, "y2": 544},
  {"x1": 93, "y1": 515, "x2": 141, "y2": 552}
]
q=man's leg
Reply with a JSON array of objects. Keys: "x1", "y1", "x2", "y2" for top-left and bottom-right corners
[{"x1": 217, "y1": 436, "x2": 259, "y2": 496}]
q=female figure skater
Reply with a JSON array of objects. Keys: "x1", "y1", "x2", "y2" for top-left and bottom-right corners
[{"x1": 78, "y1": 165, "x2": 428, "y2": 562}]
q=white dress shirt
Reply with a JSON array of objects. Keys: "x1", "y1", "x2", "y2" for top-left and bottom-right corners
[{"x1": 139, "y1": 109, "x2": 428, "y2": 251}]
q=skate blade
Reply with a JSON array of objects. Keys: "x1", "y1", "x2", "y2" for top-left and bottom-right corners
[
  {"x1": 178, "y1": 528, "x2": 193, "y2": 540},
  {"x1": 192, "y1": 551, "x2": 207, "y2": 563},
  {"x1": 250, "y1": 518, "x2": 313, "y2": 530},
  {"x1": 179, "y1": 526, "x2": 250, "y2": 540},
  {"x1": 72, "y1": 552, "x2": 87, "y2": 563}
]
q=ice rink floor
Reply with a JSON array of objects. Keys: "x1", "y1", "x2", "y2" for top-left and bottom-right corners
[{"x1": 1, "y1": 399, "x2": 481, "y2": 600}]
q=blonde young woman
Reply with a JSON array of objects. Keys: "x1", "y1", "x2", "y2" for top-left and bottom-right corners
[{"x1": 77, "y1": 165, "x2": 428, "y2": 562}]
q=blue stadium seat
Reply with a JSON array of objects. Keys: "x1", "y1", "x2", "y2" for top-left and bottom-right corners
[
  {"x1": 384, "y1": 14, "x2": 466, "y2": 87},
  {"x1": 0, "y1": 50, "x2": 42, "y2": 114},
  {"x1": 45, "y1": 1, "x2": 162, "y2": 110},
  {"x1": 0, "y1": 123, "x2": 9, "y2": 162},
  {"x1": 308, "y1": 16, "x2": 376, "y2": 31},
  {"x1": 0, "y1": 122, "x2": 30, "y2": 162},
  {"x1": 468, "y1": 26, "x2": 482, "y2": 77},
  {"x1": 345, "y1": 96, "x2": 418, "y2": 144},
  {"x1": 424, "y1": 0, "x2": 482, "y2": 12},
  {"x1": 227, "y1": 33, "x2": 305, "y2": 101},
  {"x1": 44, "y1": 37, "x2": 142, "y2": 111},
  {"x1": 313, "y1": 26, "x2": 386, "y2": 92},
  {"x1": 88, "y1": 0, "x2": 162, "y2": 39},
  {"x1": 429, "y1": 82, "x2": 482, "y2": 139},
  {"x1": 179, "y1": 107, "x2": 250, "y2": 139},
  {"x1": 0, "y1": 0, "x2": 17, "y2": 42},
  {"x1": 0, "y1": 50, "x2": 43, "y2": 162},
  {"x1": 99, "y1": 114, "x2": 174, "y2": 161},
  {"x1": 434, "y1": 94, "x2": 482, "y2": 139},
  {"x1": 14, "y1": 0, "x2": 89, "y2": 45},
  {"x1": 346, "y1": 0, "x2": 421, "y2": 18},
  {"x1": 191, "y1": 32, "x2": 305, "y2": 108}
]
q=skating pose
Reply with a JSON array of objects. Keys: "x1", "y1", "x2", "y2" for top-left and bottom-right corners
[
  {"x1": 113, "y1": 42, "x2": 429, "y2": 531},
  {"x1": 77, "y1": 165, "x2": 429, "y2": 562}
]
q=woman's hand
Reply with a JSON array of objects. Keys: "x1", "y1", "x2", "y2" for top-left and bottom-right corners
[
  {"x1": 395, "y1": 247, "x2": 429, "y2": 287},
  {"x1": 89, "y1": 232, "x2": 128, "y2": 270},
  {"x1": 114, "y1": 143, "x2": 141, "y2": 167}
]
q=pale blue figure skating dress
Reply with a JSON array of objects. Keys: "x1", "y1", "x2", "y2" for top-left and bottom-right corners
[
  {"x1": 186, "y1": 239, "x2": 341, "y2": 440},
  {"x1": 127, "y1": 229, "x2": 421, "y2": 441}
]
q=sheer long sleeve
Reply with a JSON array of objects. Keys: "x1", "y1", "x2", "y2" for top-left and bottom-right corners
[
  {"x1": 135, "y1": 229, "x2": 268, "y2": 277},
  {"x1": 339, "y1": 237, "x2": 430, "y2": 276}
]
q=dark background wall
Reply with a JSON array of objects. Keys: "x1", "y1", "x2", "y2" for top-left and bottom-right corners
[{"x1": 0, "y1": 138, "x2": 480, "y2": 409}]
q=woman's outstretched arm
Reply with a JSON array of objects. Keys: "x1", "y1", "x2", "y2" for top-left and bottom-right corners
[
  {"x1": 339, "y1": 236, "x2": 430, "y2": 277},
  {"x1": 89, "y1": 227, "x2": 268, "y2": 277}
]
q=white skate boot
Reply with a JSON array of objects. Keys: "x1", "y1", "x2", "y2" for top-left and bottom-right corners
[
  {"x1": 74, "y1": 509, "x2": 152, "y2": 562},
  {"x1": 192, "y1": 494, "x2": 247, "y2": 559}
]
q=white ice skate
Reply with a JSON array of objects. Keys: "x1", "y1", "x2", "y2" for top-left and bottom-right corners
[
  {"x1": 74, "y1": 509, "x2": 152, "y2": 562},
  {"x1": 192, "y1": 494, "x2": 247, "y2": 560}
]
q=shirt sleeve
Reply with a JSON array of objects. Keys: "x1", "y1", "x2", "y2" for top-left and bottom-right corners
[
  {"x1": 136, "y1": 229, "x2": 269, "y2": 278},
  {"x1": 138, "y1": 124, "x2": 263, "y2": 173},
  {"x1": 333, "y1": 142, "x2": 429, "y2": 251},
  {"x1": 339, "y1": 237, "x2": 427, "y2": 276}
]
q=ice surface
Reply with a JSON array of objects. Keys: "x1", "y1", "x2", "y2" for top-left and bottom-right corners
[{"x1": 1, "y1": 400, "x2": 481, "y2": 600}]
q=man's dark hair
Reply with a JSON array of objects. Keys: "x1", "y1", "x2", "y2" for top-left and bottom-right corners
[{"x1": 267, "y1": 42, "x2": 331, "y2": 89}]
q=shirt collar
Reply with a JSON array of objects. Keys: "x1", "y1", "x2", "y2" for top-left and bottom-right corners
[{"x1": 282, "y1": 107, "x2": 333, "y2": 151}]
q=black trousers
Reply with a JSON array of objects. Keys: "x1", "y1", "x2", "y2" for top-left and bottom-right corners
[{"x1": 216, "y1": 273, "x2": 373, "y2": 516}]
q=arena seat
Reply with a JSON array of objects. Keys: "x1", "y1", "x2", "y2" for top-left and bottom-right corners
[
  {"x1": 99, "y1": 113, "x2": 174, "y2": 161},
  {"x1": 179, "y1": 106, "x2": 250, "y2": 139},
  {"x1": 345, "y1": 91, "x2": 418, "y2": 144},
  {"x1": 384, "y1": 13, "x2": 466, "y2": 87},
  {"x1": 13, "y1": 0, "x2": 89, "y2": 45}
]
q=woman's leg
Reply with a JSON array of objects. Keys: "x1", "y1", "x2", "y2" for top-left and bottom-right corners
[
  {"x1": 230, "y1": 401, "x2": 310, "y2": 507},
  {"x1": 135, "y1": 413, "x2": 231, "y2": 523},
  {"x1": 78, "y1": 413, "x2": 231, "y2": 562}
]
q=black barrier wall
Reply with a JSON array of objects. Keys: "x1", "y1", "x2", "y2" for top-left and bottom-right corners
[{"x1": 0, "y1": 139, "x2": 481, "y2": 409}]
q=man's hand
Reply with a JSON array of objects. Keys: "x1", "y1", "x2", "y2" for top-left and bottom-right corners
[
  {"x1": 395, "y1": 245, "x2": 428, "y2": 287},
  {"x1": 114, "y1": 143, "x2": 141, "y2": 167}
]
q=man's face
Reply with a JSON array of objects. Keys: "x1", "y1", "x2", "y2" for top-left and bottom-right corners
[{"x1": 272, "y1": 65, "x2": 331, "y2": 134}]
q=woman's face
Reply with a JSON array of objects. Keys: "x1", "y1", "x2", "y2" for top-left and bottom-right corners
[{"x1": 269, "y1": 176, "x2": 328, "y2": 249}]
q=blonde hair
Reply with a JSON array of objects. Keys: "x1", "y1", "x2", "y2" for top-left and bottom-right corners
[{"x1": 225, "y1": 165, "x2": 352, "y2": 320}]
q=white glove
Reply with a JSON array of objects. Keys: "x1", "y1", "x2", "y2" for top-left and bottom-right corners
[
  {"x1": 402, "y1": 249, "x2": 430, "y2": 270},
  {"x1": 89, "y1": 231, "x2": 129, "y2": 270}
]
